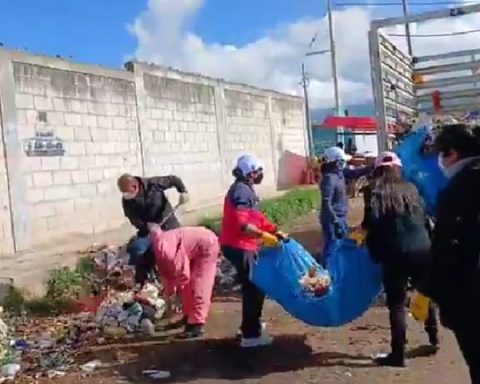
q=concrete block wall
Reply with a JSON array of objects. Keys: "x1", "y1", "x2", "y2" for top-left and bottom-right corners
[
  {"x1": 0, "y1": 125, "x2": 14, "y2": 254},
  {"x1": 0, "y1": 49, "x2": 307, "y2": 260},
  {"x1": 138, "y1": 70, "x2": 223, "y2": 207},
  {"x1": 13, "y1": 62, "x2": 142, "y2": 247},
  {"x1": 222, "y1": 90, "x2": 276, "y2": 191}
]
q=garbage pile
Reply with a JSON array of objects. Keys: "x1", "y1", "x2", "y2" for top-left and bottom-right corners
[
  {"x1": 96, "y1": 283, "x2": 166, "y2": 338},
  {"x1": 0, "y1": 243, "x2": 169, "y2": 382},
  {"x1": 0, "y1": 241, "x2": 244, "y2": 381},
  {"x1": 214, "y1": 258, "x2": 240, "y2": 294}
]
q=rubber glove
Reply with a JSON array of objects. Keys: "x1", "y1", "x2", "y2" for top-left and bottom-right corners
[
  {"x1": 179, "y1": 192, "x2": 189, "y2": 205},
  {"x1": 349, "y1": 228, "x2": 367, "y2": 246},
  {"x1": 261, "y1": 232, "x2": 280, "y2": 247}
]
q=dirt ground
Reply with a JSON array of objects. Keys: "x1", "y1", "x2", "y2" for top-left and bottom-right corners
[{"x1": 40, "y1": 204, "x2": 471, "y2": 384}]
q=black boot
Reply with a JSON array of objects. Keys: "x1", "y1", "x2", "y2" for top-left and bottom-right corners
[
  {"x1": 374, "y1": 352, "x2": 406, "y2": 367},
  {"x1": 178, "y1": 323, "x2": 205, "y2": 339}
]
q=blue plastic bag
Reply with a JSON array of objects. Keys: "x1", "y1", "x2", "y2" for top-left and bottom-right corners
[
  {"x1": 396, "y1": 129, "x2": 447, "y2": 215},
  {"x1": 251, "y1": 239, "x2": 383, "y2": 327}
]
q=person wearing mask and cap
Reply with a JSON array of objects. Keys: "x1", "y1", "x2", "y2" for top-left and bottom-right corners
[
  {"x1": 219, "y1": 154, "x2": 284, "y2": 348},
  {"x1": 361, "y1": 151, "x2": 438, "y2": 367},
  {"x1": 117, "y1": 173, "x2": 189, "y2": 282},
  {"x1": 319, "y1": 146, "x2": 372, "y2": 265},
  {"x1": 424, "y1": 124, "x2": 480, "y2": 383}
]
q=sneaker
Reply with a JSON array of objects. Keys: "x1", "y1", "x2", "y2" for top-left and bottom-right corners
[
  {"x1": 240, "y1": 333, "x2": 273, "y2": 348},
  {"x1": 373, "y1": 352, "x2": 406, "y2": 368},
  {"x1": 178, "y1": 324, "x2": 205, "y2": 339},
  {"x1": 236, "y1": 322, "x2": 266, "y2": 340}
]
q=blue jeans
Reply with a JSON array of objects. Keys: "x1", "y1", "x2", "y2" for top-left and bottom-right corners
[
  {"x1": 127, "y1": 236, "x2": 154, "y2": 284},
  {"x1": 127, "y1": 236, "x2": 151, "y2": 265},
  {"x1": 320, "y1": 215, "x2": 348, "y2": 267}
]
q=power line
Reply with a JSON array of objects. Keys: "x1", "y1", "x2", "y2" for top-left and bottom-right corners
[
  {"x1": 335, "y1": 1, "x2": 479, "y2": 6},
  {"x1": 390, "y1": 28, "x2": 480, "y2": 37}
]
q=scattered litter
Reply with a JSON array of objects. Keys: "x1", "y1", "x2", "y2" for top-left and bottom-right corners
[
  {"x1": 1, "y1": 363, "x2": 20, "y2": 378},
  {"x1": 143, "y1": 369, "x2": 171, "y2": 379},
  {"x1": 81, "y1": 359, "x2": 103, "y2": 372}
]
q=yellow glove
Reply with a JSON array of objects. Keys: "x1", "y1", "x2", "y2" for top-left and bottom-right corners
[
  {"x1": 261, "y1": 232, "x2": 280, "y2": 247},
  {"x1": 410, "y1": 291, "x2": 431, "y2": 323},
  {"x1": 349, "y1": 229, "x2": 367, "y2": 246}
]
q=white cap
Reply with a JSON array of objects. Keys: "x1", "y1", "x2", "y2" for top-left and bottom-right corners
[
  {"x1": 236, "y1": 154, "x2": 263, "y2": 176},
  {"x1": 324, "y1": 146, "x2": 350, "y2": 162},
  {"x1": 374, "y1": 151, "x2": 403, "y2": 168}
]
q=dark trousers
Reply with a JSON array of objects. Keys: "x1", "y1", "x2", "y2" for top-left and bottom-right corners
[
  {"x1": 442, "y1": 302, "x2": 480, "y2": 384},
  {"x1": 383, "y1": 256, "x2": 439, "y2": 357},
  {"x1": 319, "y1": 215, "x2": 348, "y2": 267},
  {"x1": 221, "y1": 245, "x2": 265, "y2": 339},
  {"x1": 452, "y1": 318, "x2": 480, "y2": 384}
]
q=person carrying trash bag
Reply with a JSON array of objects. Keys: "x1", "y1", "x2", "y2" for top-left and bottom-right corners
[
  {"x1": 219, "y1": 154, "x2": 284, "y2": 348},
  {"x1": 424, "y1": 124, "x2": 480, "y2": 383},
  {"x1": 147, "y1": 223, "x2": 220, "y2": 339},
  {"x1": 360, "y1": 151, "x2": 438, "y2": 367},
  {"x1": 319, "y1": 146, "x2": 372, "y2": 266}
]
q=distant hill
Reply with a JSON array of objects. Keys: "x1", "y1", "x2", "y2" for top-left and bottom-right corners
[{"x1": 311, "y1": 103, "x2": 375, "y2": 124}]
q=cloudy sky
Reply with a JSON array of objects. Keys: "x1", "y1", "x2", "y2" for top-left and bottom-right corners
[{"x1": 2, "y1": 0, "x2": 480, "y2": 108}]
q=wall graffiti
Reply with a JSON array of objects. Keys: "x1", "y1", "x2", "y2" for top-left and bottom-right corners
[{"x1": 24, "y1": 131, "x2": 65, "y2": 157}]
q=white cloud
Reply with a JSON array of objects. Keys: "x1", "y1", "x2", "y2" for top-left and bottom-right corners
[{"x1": 128, "y1": 0, "x2": 480, "y2": 109}]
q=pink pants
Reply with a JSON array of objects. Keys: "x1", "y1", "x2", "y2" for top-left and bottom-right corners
[{"x1": 179, "y1": 244, "x2": 219, "y2": 325}]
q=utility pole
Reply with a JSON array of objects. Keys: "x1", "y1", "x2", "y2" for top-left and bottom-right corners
[
  {"x1": 327, "y1": 0, "x2": 341, "y2": 115},
  {"x1": 402, "y1": 0, "x2": 413, "y2": 56},
  {"x1": 301, "y1": 63, "x2": 314, "y2": 156}
]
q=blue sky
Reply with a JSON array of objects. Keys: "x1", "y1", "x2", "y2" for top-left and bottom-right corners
[{"x1": 0, "y1": 0, "x2": 327, "y2": 68}]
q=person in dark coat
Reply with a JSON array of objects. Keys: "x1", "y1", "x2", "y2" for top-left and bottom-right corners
[
  {"x1": 425, "y1": 124, "x2": 480, "y2": 383},
  {"x1": 117, "y1": 173, "x2": 189, "y2": 281},
  {"x1": 361, "y1": 151, "x2": 438, "y2": 367},
  {"x1": 319, "y1": 146, "x2": 372, "y2": 265}
]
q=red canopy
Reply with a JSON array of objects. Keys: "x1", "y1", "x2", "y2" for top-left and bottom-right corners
[{"x1": 322, "y1": 116, "x2": 378, "y2": 132}]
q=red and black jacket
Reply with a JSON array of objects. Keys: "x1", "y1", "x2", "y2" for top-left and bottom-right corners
[{"x1": 219, "y1": 180, "x2": 277, "y2": 251}]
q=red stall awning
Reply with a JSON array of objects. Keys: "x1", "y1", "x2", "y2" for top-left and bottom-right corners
[{"x1": 322, "y1": 116, "x2": 378, "y2": 131}]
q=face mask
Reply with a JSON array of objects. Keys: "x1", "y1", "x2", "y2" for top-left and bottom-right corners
[
  {"x1": 122, "y1": 191, "x2": 137, "y2": 200},
  {"x1": 438, "y1": 152, "x2": 463, "y2": 179},
  {"x1": 253, "y1": 172, "x2": 264, "y2": 185}
]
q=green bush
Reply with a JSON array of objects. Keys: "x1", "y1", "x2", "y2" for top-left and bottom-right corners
[{"x1": 200, "y1": 187, "x2": 319, "y2": 235}]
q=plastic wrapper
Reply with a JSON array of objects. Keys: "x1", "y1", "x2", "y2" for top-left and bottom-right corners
[
  {"x1": 299, "y1": 266, "x2": 331, "y2": 297},
  {"x1": 251, "y1": 239, "x2": 382, "y2": 327}
]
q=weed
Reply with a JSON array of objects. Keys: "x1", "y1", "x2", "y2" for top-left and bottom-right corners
[
  {"x1": 45, "y1": 267, "x2": 87, "y2": 300},
  {"x1": 199, "y1": 187, "x2": 319, "y2": 235}
]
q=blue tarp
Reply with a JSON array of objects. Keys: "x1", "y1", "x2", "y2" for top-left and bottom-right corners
[
  {"x1": 252, "y1": 239, "x2": 383, "y2": 327},
  {"x1": 396, "y1": 128, "x2": 447, "y2": 215},
  {"x1": 251, "y1": 128, "x2": 447, "y2": 327}
]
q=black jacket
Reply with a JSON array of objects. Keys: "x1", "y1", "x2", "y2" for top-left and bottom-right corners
[
  {"x1": 428, "y1": 158, "x2": 480, "y2": 323},
  {"x1": 362, "y1": 183, "x2": 431, "y2": 265},
  {"x1": 122, "y1": 175, "x2": 187, "y2": 236}
]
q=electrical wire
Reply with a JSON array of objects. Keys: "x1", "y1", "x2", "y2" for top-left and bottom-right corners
[
  {"x1": 390, "y1": 28, "x2": 480, "y2": 36},
  {"x1": 335, "y1": 1, "x2": 479, "y2": 5}
]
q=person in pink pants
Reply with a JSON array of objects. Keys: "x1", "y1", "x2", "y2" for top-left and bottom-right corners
[{"x1": 149, "y1": 224, "x2": 220, "y2": 338}]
